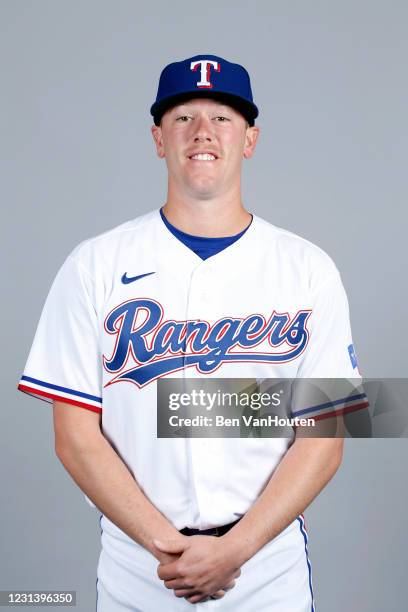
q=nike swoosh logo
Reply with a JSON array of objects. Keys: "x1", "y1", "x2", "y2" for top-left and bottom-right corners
[{"x1": 121, "y1": 271, "x2": 156, "y2": 285}]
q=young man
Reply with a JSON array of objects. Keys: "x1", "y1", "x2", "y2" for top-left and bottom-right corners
[{"x1": 18, "y1": 55, "x2": 366, "y2": 611}]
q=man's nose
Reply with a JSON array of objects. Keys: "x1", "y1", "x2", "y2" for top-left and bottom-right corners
[{"x1": 193, "y1": 116, "x2": 213, "y2": 141}]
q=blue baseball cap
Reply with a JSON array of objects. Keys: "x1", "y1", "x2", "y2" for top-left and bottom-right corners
[{"x1": 150, "y1": 54, "x2": 259, "y2": 126}]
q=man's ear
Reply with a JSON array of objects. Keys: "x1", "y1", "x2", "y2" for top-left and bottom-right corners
[
  {"x1": 243, "y1": 125, "x2": 260, "y2": 159},
  {"x1": 151, "y1": 124, "x2": 165, "y2": 158}
]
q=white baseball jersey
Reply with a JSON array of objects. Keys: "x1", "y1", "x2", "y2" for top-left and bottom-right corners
[{"x1": 18, "y1": 208, "x2": 364, "y2": 611}]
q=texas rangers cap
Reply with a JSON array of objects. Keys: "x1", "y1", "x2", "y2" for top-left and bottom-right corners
[{"x1": 150, "y1": 54, "x2": 259, "y2": 126}]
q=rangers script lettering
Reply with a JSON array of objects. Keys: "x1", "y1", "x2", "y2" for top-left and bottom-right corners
[{"x1": 103, "y1": 298, "x2": 311, "y2": 387}]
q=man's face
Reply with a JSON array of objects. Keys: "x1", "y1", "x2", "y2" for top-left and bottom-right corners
[{"x1": 151, "y1": 97, "x2": 259, "y2": 199}]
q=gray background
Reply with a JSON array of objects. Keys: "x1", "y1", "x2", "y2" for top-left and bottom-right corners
[{"x1": 2, "y1": 1, "x2": 407, "y2": 610}]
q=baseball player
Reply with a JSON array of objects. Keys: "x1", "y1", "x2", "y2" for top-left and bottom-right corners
[{"x1": 18, "y1": 55, "x2": 367, "y2": 611}]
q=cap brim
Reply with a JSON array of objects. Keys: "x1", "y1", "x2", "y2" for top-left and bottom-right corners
[{"x1": 150, "y1": 90, "x2": 258, "y2": 126}]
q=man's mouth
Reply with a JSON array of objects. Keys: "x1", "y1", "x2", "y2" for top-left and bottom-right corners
[{"x1": 188, "y1": 153, "x2": 218, "y2": 161}]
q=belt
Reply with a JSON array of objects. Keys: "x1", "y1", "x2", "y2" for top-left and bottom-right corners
[{"x1": 179, "y1": 518, "x2": 241, "y2": 537}]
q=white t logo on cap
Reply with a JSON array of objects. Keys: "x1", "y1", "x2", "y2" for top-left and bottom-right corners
[{"x1": 190, "y1": 60, "x2": 220, "y2": 88}]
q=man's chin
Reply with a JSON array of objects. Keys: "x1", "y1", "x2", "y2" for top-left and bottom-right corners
[
  {"x1": 188, "y1": 188, "x2": 218, "y2": 200},
  {"x1": 187, "y1": 179, "x2": 220, "y2": 200}
]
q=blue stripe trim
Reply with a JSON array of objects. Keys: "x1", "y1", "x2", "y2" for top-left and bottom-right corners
[
  {"x1": 21, "y1": 375, "x2": 102, "y2": 403},
  {"x1": 291, "y1": 392, "x2": 367, "y2": 417},
  {"x1": 297, "y1": 516, "x2": 315, "y2": 612}
]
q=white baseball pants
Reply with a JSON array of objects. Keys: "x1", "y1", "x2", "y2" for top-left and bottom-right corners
[{"x1": 96, "y1": 515, "x2": 315, "y2": 612}]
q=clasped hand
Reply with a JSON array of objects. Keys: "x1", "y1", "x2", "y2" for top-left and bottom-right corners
[{"x1": 154, "y1": 534, "x2": 242, "y2": 604}]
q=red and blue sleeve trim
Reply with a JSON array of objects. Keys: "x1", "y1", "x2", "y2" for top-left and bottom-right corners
[
  {"x1": 18, "y1": 375, "x2": 102, "y2": 414},
  {"x1": 291, "y1": 392, "x2": 369, "y2": 421}
]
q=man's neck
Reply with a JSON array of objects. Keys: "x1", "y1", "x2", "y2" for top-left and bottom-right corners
[{"x1": 162, "y1": 194, "x2": 252, "y2": 238}]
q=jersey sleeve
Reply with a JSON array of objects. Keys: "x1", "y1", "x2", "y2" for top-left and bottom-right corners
[
  {"x1": 18, "y1": 252, "x2": 103, "y2": 414},
  {"x1": 292, "y1": 269, "x2": 368, "y2": 421}
]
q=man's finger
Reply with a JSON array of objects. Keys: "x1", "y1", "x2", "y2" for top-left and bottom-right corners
[
  {"x1": 186, "y1": 591, "x2": 225, "y2": 603},
  {"x1": 223, "y1": 579, "x2": 236, "y2": 591},
  {"x1": 154, "y1": 538, "x2": 187, "y2": 555},
  {"x1": 157, "y1": 562, "x2": 182, "y2": 581},
  {"x1": 173, "y1": 588, "x2": 197, "y2": 598},
  {"x1": 164, "y1": 579, "x2": 193, "y2": 590},
  {"x1": 207, "y1": 590, "x2": 226, "y2": 599},
  {"x1": 156, "y1": 551, "x2": 180, "y2": 565}
]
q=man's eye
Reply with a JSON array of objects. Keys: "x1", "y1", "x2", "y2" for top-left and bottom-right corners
[
  {"x1": 176, "y1": 116, "x2": 191, "y2": 122},
  {"x1": 215, "y1": 116, "x2": 229, "y2": 122}
]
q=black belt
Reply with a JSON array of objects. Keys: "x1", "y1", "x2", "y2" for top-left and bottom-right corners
[{"x1": 179, "y1": 518, "x2": 241, "y2": 537}]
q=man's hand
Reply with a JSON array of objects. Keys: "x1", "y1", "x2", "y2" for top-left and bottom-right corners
[
  {"x1": 154, "y1": 534, "x2": 227, "y2": 602},
  {"x1": 155, "y1": 535, "x2": 242, "y2": 604}
]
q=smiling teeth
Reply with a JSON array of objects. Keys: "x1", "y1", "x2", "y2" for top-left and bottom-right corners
[{"x1": 191, "y1": 154, "x2": 216, "y2": 160}]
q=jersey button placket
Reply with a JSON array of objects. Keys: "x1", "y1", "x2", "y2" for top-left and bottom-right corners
[{"x1": 184, "y1": 262, "x2": 216, "y2": 526}]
